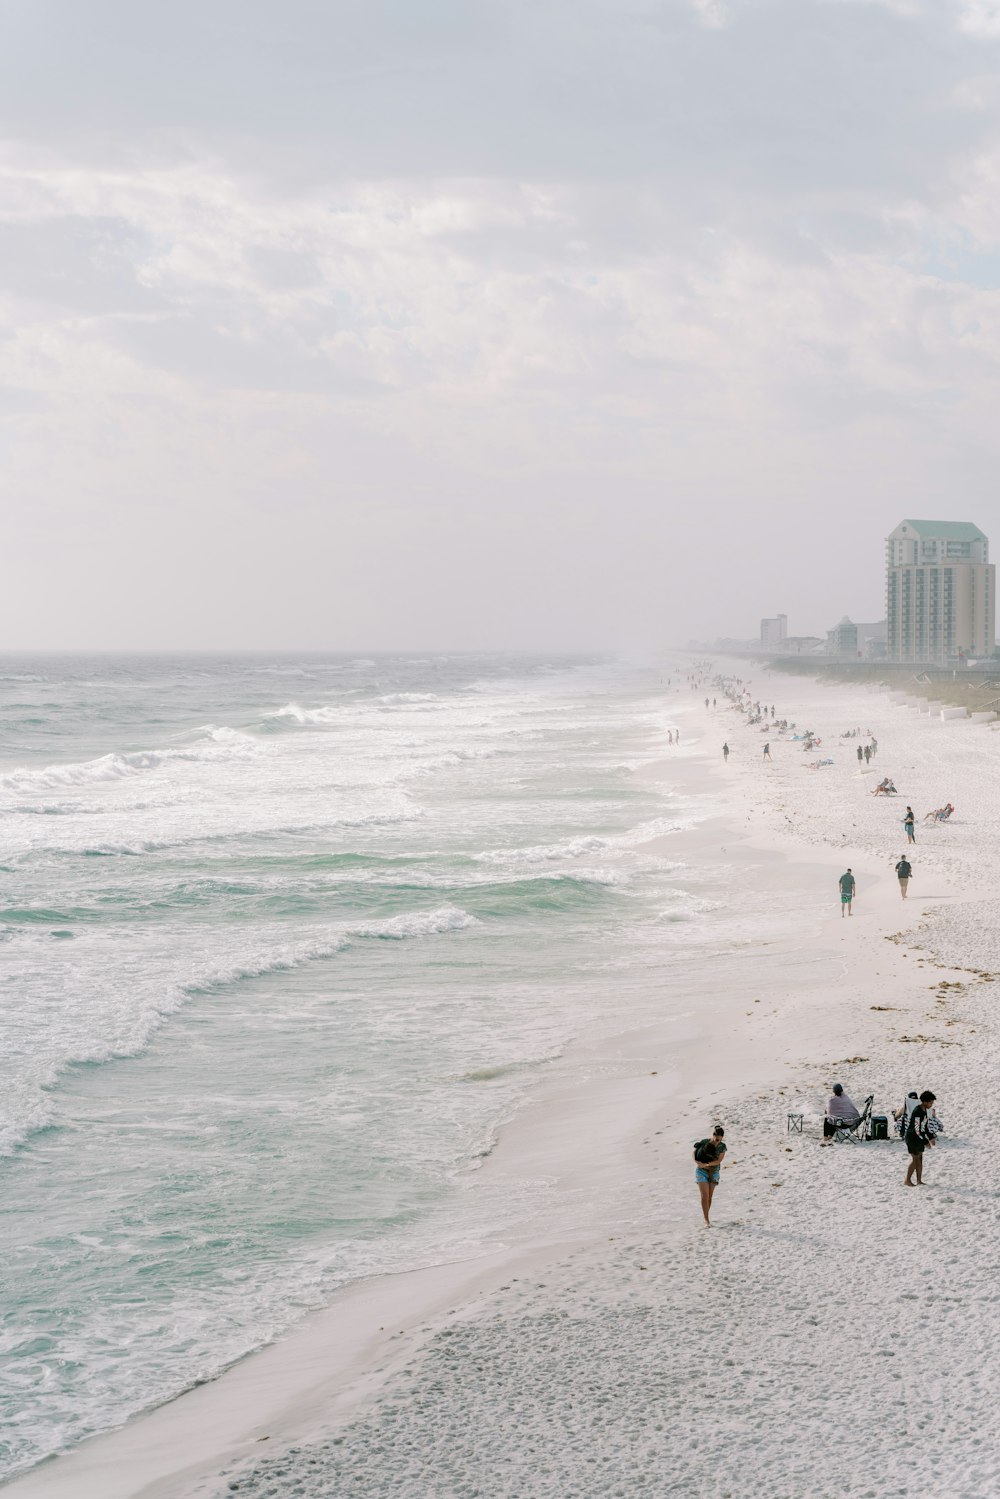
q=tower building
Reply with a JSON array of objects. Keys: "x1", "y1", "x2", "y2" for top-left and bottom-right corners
[{"x1": 885, "y1": 520, "x2": 994, "y2": 664}]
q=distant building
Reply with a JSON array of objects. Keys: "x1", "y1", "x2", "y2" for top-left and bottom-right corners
[
  {"x1": 776, "y1": 635, "x2": 825, "y2": 655},
  {"x1": 886, "y1": 520, "x2": 995, "y2": 664},
  {"x1": 856, "y1": 620, "x2": 887, "y2": 660},
  {"x1": 826, "y1": 616, "x2": 859, "y2": 656},
  {"x1": 760, "y1": 614, "x2": 787, "y2": 649}
]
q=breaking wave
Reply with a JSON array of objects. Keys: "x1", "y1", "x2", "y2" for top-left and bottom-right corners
[
  {"x1": 2, "y1": 906, "x2": 478, "y2": 1157},
  {"x1": 0, "y1": 729, "x2": 261, "y2": 796}
]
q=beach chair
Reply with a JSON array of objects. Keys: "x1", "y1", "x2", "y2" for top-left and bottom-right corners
[{"x1": 831, "y1": 1095, "x2": 874, "y2": 1144}]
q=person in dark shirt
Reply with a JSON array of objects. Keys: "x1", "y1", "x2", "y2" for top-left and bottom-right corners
[
  {"x1": 895, "y1": 856, "x2": 912, "y2": 898},
  {"x1": 693, "y1": 1126, "x2": 727, "y2": 1226},
  {"x1": 905, "y1": 1091, "x2": 937, "y2": 1185},
  {"x1": 903, "y1": 807, "x2": 916, "y2": 844},
  {"x1": 839, "y1": 868, "x2": 856, "y2": 917}
]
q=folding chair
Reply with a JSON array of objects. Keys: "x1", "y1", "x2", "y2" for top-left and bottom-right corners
[{"x1": 831, "y1": 1094, "x2": 874, "y2": 1143}]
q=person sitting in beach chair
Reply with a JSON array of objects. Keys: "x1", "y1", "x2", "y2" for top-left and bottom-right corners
[
  {"x1": 893, "y1": 1091, "x2": 919, "y2": 1137},
  {"x1": 872, "y1": 778, "x2": 898, "y2": 796},
  {"x1": 823, "y1": 1083, "x2": 859, "y2": 1136},
  {"x1": 924, "y1": 803, "x2": 955, "y2": 823},
  {"x1": 833, "y1": 1094, "x2": 874, "y2": 1143},
  {"x1": 825, "y1": 1086, "x2": 873, "y2": 1143}
]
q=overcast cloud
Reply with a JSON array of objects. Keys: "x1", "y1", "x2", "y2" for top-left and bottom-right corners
[{"x1": 4, "y1": 0, "x2": 1000, "y2": 649}]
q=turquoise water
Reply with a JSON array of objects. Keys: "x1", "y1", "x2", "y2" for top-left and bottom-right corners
[{"x1": 0, "y1": 653, "x2": 708, "y2": 1478}]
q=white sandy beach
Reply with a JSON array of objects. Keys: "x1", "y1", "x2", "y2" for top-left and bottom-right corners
[{"x1": 8, "y1": 665, "x2": 1000, "y2": 1499}]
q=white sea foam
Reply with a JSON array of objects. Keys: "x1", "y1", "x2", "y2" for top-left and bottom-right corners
[
  {"x1": 476, "y1": 834, "x2": 610, "y2": 864},
  {"x1": 401, "y1": 746, "x2": 498, "y2": 777},
  {"x1": 376, "y1": 692, "x2": 440, "y2": 705},
  {"x1": 0, "y1": 729, "x2": 262, "y2": 796},
  {"x1": 350, "y1": 906, "x2": 479, "y2": 939},
  {"x1": 566, "y1": 866, "x2": 632, "y2": 886},
  {"x1": 0, "y1": 906, "x2": 480, "y2": 1157},
  {"x1": 266, "y1": 702, "x2": 342, "y2": 725}
]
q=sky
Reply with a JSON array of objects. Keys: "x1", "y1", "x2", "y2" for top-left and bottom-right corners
[{"x1": 4, "y1": 0, "x2": 1000, "y2": 650}]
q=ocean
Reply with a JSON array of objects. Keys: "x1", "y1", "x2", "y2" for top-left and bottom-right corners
[{"x1": 0, "y1": 652, "x2": 715, "y2": 1480}]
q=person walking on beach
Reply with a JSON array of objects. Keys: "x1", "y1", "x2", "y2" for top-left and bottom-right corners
[
  {"x1": 895, "y1": 855, "x2": 912, "y2": 898},
  {"x1": 763, "y1": 742, "x2": 771, "y2": 761},
  {"x1": 693, "y1": 1126, "x2": 726, "y2": 1226},
  {"x1": 723, "y1": 742, "x2": 729, "y2": 762},
  {"x1": 905, "y1": 1091, "x2": 937, "y2": 1185},
  {"x1": 903, "y1": 807, "x2": 916, "y2": 844},
  {"x1": 857, "y1": 744, "x2": 864, "y2": 765},
  {"x1": 839, "y1": 868, "x2": 856, "y2": 917},
  {"x1": 864, "y1": 744, "x2": 871, "y2": 765}
]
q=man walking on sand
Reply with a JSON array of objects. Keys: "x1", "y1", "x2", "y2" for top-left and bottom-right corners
[
  {"x1": 763, "y1": 742, "x2": 771, "y2": 761},
  {"x1": 895, "y1": 855, "x2": 912, "y2": 898},
  {"x1": 839, "y1": 868, "x2": 856, "y2": 916},
  {"x1": 905, "y1": 1091, "x2": 937, "y2": 1185},
  {"x1": 723, "y1": 742, "x2": 729, "y2": 762}
]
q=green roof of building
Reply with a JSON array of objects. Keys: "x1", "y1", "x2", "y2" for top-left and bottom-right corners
[{"x1": 901, "y1": 519, "x2": 986, "y2": 541}]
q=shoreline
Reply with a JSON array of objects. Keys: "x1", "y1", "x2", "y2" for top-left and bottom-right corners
[
  {"x1": 5, "y1": 738, "x2": 745, "y2": 1498},
  {"x1": 8, "y1": 667, "x2": 999, "y2": 1498}
]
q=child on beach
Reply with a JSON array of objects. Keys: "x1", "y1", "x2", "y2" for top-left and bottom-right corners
[{"x1": 693, "y1": 1126, "x2": 726, "y2": 1226}]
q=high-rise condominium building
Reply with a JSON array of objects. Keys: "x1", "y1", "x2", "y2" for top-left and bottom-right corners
[
  {"x1": 885, "y1": 520, "x2": 995, "y2": 664},
  {"x1": 760, "y1": 614, "x2": 787, "y2": 649}
]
